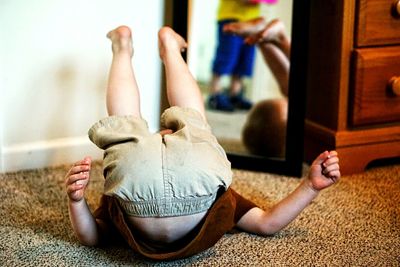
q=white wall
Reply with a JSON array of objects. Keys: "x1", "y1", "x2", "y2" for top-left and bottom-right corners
[
  {"x1": 187, "y1": 0, "x2": 219, "y2": 83},
  {"x1": 0, "y1": 0, "x2": 164, "y2": 172}
]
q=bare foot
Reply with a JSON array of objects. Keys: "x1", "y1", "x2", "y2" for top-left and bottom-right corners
[
  {"x1": 106, "y1": 25, "x2": 133, "y2": 56},
  {"x1": 158, "y1": 26, "x2": 187, "y2": 60},
  {"x1": 245, "y1": 19, "x2": 286, "y2": 45},
  {"x1": 223, "y1": 17, "x2": 267, "y2": 36}
]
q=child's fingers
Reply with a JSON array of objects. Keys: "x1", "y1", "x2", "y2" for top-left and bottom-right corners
[
  {"x1": 326, "y1": 170, "x2": 340, "y2": 182},
  {"x1": 312, "y1": 150, "x2": 330, "y2": 166},
  {"x1": 66, "y1": 158, "x2": 91, "y2": 176},
  {"x1": 72, "y1": 157, "x2": 91, "y2": 168},
  {"x1": 328, "y1": 150, "x2": 338, "y2": 157},
  {"x1": 66, "y1": 172, "x2": 89, "y2": 186},
  {"x1": 66, "y1": 183, "x2": 85, "y2": 196},
  {"x1": 68, "y1": 164, "x2": 91, "y2": 176},
  {"x1": 322, "y1": 151, "x2": 339, "y2": 166},
  {"x1": 322, "y1": 161, "x2": 339, "y2": 172},
  {"x1": 322, "y1": 156, "x2": 339, "y2": 168},
  {"x1": 65, "y1": 157, "x2": 91, "y2": 201},
  {"x1": 244, "y1": 36, "x2": 257, "y2": 45},
  {"x1": 222, "y1": 25, "x2": 233, "y2": 33},
  {"x1": 322, "y1": 164, "x2": 340, "y2": 178},
  {"x1": 323, "y1": 166, "x2": 339, "y2": 176}
]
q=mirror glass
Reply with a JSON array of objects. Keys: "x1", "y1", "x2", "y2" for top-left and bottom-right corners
[{"x1": 187, "y1": 0, "x2": 293, "y2": 159}]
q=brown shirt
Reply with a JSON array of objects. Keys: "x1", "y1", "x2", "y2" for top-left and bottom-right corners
[{"x1": 93, "y1": 187, "x2": 258, "y2": 260}]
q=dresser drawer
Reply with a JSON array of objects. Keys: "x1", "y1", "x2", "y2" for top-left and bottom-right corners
[
  {"x1": 351, "y1": 46, "x2": 400, "y2": 126},
  {"x1": 356, "y1": 0, "x2": 400, "y2": 46}
]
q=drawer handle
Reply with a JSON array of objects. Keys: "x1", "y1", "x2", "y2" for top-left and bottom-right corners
[
  {"x1": 389, "y1": 76, "x2": 400, "y2": 96},
  {"x1": 392, "y1": 0, "x2": 400, "y2": 18}
]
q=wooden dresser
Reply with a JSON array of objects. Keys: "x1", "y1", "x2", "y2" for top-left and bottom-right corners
[{"x1": 304, "y1": 0, "x2": 400, "y2": 175}]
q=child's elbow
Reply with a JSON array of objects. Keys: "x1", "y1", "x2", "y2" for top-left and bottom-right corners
[
  {"x1": 258, "y1": 226, "x2": 280, "y2": 236},
  {"x1": 257, "y1": 219, "x2": 285, "y2": 236},
  {"x1": 76, "y1": 234, "x2": 100, "y2": 247},
  {"x1": 80, "y1": 239, "x2": 99, "y2": 247}
]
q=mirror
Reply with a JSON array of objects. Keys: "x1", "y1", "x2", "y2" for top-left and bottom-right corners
[{"x1": 169, "y1": 0, "x2": 310, "y2": 177}]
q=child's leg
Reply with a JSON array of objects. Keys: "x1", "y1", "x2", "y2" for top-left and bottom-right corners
[
  {"x1": 106, "y1": 26, "x2": 141, "y2": 117},
  {"x1": 258, "y1": 43, "x2": 290, "y2": 97},
  {"x1": 210, "y1": 73, "x2": 223, "y2": 94},
  {"x1": 229, "y1": 75, "x2": 243, "y2": 96},
  {"x1": 255, "y1": 20, "x2": 290, "y2": 97},
  {"x1": 222, "y1": 19, "x2": 291, "y2": 97},
  {"x1": 253, "y1": 19, "x2": 291, "y2": 59},
  {"x1": 223, "y1": 17, "x2": 267, "y2": 37},
  {"x1": 223, "y1": 18, "x2": 290, "y2": 58},
  {"x1": 158, "y1": 27, "x2": 206, "y2": 120}
]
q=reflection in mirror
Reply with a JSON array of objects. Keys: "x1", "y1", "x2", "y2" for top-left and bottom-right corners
[{"x1": 187, "y1": 0, "x2": 293, "y2": 159}]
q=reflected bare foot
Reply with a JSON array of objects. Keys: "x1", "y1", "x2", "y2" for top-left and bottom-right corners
[
  {"x1": 223, "y1": 17, "x2": 267, "y2": 36},
  {"x1": 245, "y1": 19, "x2": 286, "y2": 45},
  {"x1": 106, "y1": 25, "x2": 133, "y2": 57}
]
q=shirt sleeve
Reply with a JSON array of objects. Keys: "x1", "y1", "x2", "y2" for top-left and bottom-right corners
[
  {"x1": 93, "y1": 195, "x2": 124, "y2": 246},
  {"x1": 230, "y1": 188, "x2": 259, "y2": 223}
]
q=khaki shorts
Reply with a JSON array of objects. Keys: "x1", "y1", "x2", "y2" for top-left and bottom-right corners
[{"x1": 88, "y1": 107, "x2": 232, "y2": 217}]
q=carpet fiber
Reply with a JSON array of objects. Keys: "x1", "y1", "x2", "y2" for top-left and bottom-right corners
[{"x1": 0, "y1": 162, "x2": 399, "y2": 266}]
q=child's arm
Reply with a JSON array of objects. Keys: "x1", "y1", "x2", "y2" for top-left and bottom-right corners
[
  {"x1": 65, "y1": 157, "x2": 101, "y2": 246},
  {"x1": 236, "y1": 151, "x2": 340, "y2": 235}
]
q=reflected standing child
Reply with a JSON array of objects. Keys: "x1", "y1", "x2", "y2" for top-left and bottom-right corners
[{"x1": 224, "y1": 17, "x2": 291, "y2": 157}]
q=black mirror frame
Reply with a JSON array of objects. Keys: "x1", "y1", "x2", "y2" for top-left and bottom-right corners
[{"x1": 169, "y1": 0, "x2": 310, "y2": 177}]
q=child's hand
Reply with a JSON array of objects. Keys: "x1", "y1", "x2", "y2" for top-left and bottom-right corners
[
  {"x1": 65, "y1": 157, "x2": 92, "y2": 202},
  {"x1": 308, "y1": 151, "x2": 340, "y2": 191}
]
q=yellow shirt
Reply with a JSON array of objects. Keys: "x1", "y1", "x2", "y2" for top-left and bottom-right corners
[{"x1": 217, "y1": 0, "x2": 261, "y2": 22}]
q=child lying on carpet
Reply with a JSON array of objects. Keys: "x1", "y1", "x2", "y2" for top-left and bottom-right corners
[{"x1": 64, "y1": 25, "x2": 340, "y2": 261}]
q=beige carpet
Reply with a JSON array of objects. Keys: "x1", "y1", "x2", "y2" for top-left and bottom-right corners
[
  {"x1": 0, "y1": 161, "x2": 399, "y2": 266},
  {"x1": 206, "y1": 109, "x2": 249, "y2": 155}
]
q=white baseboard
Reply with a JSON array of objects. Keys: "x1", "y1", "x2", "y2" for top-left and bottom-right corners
[{"x1": 1, "y1": 136, "x2": 103, "y2": 173}]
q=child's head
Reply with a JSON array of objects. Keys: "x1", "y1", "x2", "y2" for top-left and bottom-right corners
[{"x1": 242, "y1": 98, "x2": 287, "y2": 157}]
